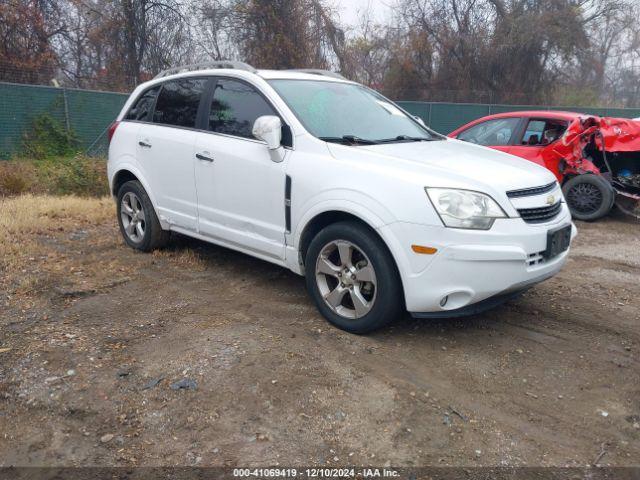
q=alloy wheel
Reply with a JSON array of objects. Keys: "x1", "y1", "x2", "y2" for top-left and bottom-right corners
[
  {"x1": 120, "y1": 192, "x2": 146, "y2": 243},
  {"x1": 315, "y1": 240, "x2": 377, "y2": 319},
  {"x1": 567, "y1": 182, "x2": 603, "y2": 215}
]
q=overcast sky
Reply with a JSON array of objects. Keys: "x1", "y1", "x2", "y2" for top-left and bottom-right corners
[{"x1": 337, "y1": 0, "x2": 392, "y2": 27}]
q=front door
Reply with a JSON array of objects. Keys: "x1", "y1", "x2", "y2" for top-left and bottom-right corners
[
  {"x1": 509, "y1": 118, "x2": 568, "y2": 180},
  {"x1": 194, "y1": 77, "x2": 288, "y2": 261}
]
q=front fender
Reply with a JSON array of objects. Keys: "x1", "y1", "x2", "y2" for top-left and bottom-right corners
[
  {"x1": 291, "y1": 190, "x2": 397, "y2": 249},
  {"x1": 286, "y1": 193, "x2": 405, "y2": 277}
]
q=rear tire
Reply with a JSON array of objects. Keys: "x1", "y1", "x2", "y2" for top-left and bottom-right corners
[
  {"x1": 116, "y1": 180, "x2": 170, "y2": 252},
  {"x1": 305, "y1": 221, "x2": 403, "y2": 334},
  {"x1": 562, "y1": 174, "x2": 614, "y2": 221}
]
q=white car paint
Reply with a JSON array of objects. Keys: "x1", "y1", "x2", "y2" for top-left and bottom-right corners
[{"x1": 108, "y1": 68, "x2": 576, "y2": 316}]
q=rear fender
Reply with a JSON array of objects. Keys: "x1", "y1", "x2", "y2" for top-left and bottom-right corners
[{"x1": 110, "y1": 162, "x2": 166, "y2": 229}]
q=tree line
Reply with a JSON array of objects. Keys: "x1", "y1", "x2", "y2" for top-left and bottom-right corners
[{"x1": 1, "y1": 0, "x2": 639, "y2": 106}]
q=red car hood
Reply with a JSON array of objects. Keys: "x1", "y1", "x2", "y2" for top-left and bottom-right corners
[{"x1": 549, "y1": 116, "x2": 640, "y2": 161}]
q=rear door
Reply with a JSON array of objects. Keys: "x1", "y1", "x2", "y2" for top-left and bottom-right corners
[
  {"x1": 136, "y1": 77, "x2": 208, "y2": 231},
  {"x1": 193, "y1": 77, "x2": 288, "y2": 261}
]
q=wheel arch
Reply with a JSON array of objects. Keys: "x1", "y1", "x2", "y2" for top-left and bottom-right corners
[
  {"x1": 110, "y1": 166, "x2": 166, "y2": 228},
  {"x1": 294, "y1": 207, "x2": 406, "y2": 308},
  {"x1": 112, "y1": 169, "x2": 139, "y2": 197}
]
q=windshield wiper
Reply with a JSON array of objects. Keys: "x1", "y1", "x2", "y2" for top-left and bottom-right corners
[
  {"x1": 376, "y1": 135, "x2": 435, "y2": 143},
  {"x1": 319, "y1": 135, "x2": 379, "y2": 145}
]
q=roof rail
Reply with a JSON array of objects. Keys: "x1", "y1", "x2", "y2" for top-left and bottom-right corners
[
  {"x1": 287, "y1": 69, "x2": 346, "y2": 80},
  {"x1": 154, "y1": 60, "x2": 257, "y2": 79}
]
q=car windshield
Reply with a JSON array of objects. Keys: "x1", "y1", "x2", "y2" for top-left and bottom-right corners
[{"x1": 268, "y1": 79, "x2": 440, "y2": 144}]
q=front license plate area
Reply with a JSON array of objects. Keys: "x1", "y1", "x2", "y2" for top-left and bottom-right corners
[{"x1": 544, "y1": 225, "x2": 571, "y2": 259}]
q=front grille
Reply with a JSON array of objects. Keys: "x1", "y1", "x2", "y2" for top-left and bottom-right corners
[
  {"x1": 507, "y1": 181, "x2": 557, "y2": 198},
  {"x1": 518, "y1": 201, "x2": 562, "y2": 224}
]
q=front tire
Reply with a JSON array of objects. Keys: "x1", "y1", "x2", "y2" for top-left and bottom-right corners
[
  {"x1": 305, "y1": 221, "x2": 403, "y2": 334},
  {"x1": 116, "y1": 180, "x2": 169, "y2": 252},
  {"x1": 562, "y1": 174, "x2": 615, "y2": 221}
]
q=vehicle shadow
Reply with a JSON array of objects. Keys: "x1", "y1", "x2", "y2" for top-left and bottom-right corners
[{"x1": 161, "y1": 232, "x2": 542, "y2": 340}]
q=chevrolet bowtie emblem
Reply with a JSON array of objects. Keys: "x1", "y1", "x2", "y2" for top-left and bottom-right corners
[{"x1": 546, "y1": 195, "x2": 555, "y2": 205}]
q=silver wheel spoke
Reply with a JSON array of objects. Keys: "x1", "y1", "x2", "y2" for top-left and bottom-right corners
[
  {"x1": 135, "y1": 222, "x2": 144, "y2": 238},
  {"x1": 351, "y1": 287, "x2": 371, "y2": 318},
  {"x1": 317, "y1": 257, "x2": 340, "y2": 277},
  {"x1": 336, "y1": 242, "x2": 352, "y2": 267},
  {"x1": 325, "y1": 286, "x2": 347, "y2": 308},
  {"x1": 122, "y1": 203, "x2": 134, "y2": 216},
  {"x1": 354, "y1": 265, "x2": 375, "y2": 283},
  {"x1": 125, "y1": 222, "x2": 135, "y2": 235}
]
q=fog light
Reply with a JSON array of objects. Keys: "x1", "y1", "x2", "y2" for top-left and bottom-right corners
[{"x1": 440, "y1": 296, "x2": 449, "y2": 307}]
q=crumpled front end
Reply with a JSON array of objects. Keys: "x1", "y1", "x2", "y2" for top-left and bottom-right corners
[{"x1": 542, "y1": 115, "x2": 640, "y2": 217}]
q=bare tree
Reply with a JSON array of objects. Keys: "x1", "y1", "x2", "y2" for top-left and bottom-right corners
[{"x1": 0, "y1": 0, "x2": 65, "y2": 84}]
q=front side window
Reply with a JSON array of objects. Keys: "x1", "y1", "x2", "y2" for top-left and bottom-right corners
[
  {"x1": 268, "y1": 79, "x2": 437, "y2": 143},
  {"x1": 457, "y1": 118, "x2": 520, "y2": 146},
  {"x1": 125, "y1": 86, "x2": 160, "y2": 121},
  {"x1": 208, "y1": 79, "x2": 277, "y2": 138},
  {"x1": 521, "y1": 119, "x2": 568, "y2": 146},
  {"x1": 152, "y1": 78, "x2": 207, "y2": 128}
]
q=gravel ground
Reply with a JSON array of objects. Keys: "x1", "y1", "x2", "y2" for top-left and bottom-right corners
[{"x1": 0, "y1": 204, "x2": 638, "y2": 468}]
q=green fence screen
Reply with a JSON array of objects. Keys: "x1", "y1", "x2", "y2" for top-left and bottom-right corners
[
  {"x1": 397, "y1": 101, "x2": 640, "y2": 135},
  {"x1": 0, "y1": 82, "x2": 127, "y2": 159},
  {"x1": 2, "y1": 81, "x2": 640, "y2": 159}
]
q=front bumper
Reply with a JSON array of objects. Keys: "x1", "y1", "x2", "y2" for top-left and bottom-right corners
[{"x1": 378, "y1": 204, "x2": 576, "y2": 314}]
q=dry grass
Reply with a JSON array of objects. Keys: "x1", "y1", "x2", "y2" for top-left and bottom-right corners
[
  {"x1": 0, "y1": 194, "x2": 113, "y2": 236},
  {"x1": 0, "y1": 194, "x2": 207, "y2": 306},
  {"x1": 0, "y1": 195, "x2": 115, "y2": 299}
]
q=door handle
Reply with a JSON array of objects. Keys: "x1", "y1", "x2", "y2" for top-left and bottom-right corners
[
  {"x1": 138, "y1": 141, "x2": 152, "y2": 148},
  {"x1": 196, "y1": 152, "x2": 214, "y2": 162}
]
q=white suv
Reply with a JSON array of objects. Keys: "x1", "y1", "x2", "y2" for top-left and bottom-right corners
[{"x1": 107, "y1": 61, "x2": 576, "y2": 333}]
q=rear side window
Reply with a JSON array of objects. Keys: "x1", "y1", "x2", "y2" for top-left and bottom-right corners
[
  {"x1": 125, "y1": 86, "x2": 160, "y2": 121},
  {"x1": 208, "y1": 79, "x2": 277, "y2": 138},
  {"x1": 457, "y1": 117, "x2": 520, "y2": 146},
  {"x1": 152, "y1": 78, "x2": 207, "y2": 128}
]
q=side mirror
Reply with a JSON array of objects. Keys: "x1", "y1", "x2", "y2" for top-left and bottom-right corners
[
  {"x1": 414, "y1": 115, "x2": 426, "y2": 127},
  {"x1": 253, "y1": 115, "x2": 282, "y2": 150}
]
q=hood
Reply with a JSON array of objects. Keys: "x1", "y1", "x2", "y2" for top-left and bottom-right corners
[{"x1": 327, "y1": 138, "x2": 556, "y2": 193}]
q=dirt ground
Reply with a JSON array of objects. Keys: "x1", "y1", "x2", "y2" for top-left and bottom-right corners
[{"x1": 0, "y1": 196, "x2": 639, "y2": 468}]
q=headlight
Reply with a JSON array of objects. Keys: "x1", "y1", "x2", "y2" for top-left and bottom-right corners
[{"x1": 425, "y1": 187, "x2": 507, "y2": 230}]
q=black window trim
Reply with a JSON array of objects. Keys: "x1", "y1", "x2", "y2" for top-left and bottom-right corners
[{"x1": 121, "y1": 75, "x2": 294, "y2": 149}]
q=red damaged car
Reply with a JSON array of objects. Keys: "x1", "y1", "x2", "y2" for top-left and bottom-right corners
[{"x1": 449, "y1": 111, "x2": 640, "y2": 220}]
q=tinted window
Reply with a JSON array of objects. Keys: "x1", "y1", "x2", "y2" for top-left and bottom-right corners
[
  {"x1": 152, "y1": 78, "x2": 207, "y2": 128},
  {"x1": 521, "y1": 119, "x2": 568, "y2": 146},
  {"x1": 125, "y1": 86, "x2": 160, "y2": 121},
  {"x1": 457, "y1": 118, "x2": 520, "y2": 146},
  {"x1": 208, "y1": 79, "x2": 277, "y2": 138}
]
